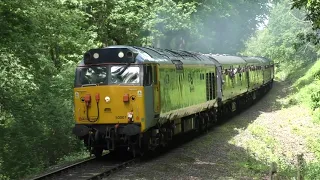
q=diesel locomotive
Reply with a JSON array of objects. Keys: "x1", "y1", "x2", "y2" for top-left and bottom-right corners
[{"x1": 72, "y1": 45, "x2": 274, "y2": 157}]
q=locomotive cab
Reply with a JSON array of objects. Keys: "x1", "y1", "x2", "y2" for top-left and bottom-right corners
[{"x1": 72, "y1": 46, "x2": 160, "y2": 157}]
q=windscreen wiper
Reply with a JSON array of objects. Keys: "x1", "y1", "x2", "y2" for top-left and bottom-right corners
[{"x1": 113, "y1": 62, "x2": 131, "y2": 76}]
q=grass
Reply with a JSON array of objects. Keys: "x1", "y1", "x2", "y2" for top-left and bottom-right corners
[
  {"x1": 288, "y1": 60, "x2": 320, "y2": 111},
  {"x1": 56, "y1": 150, "x2": 90, "y2": 164},
  {"x1": 280, "y1": 60, "x2": 320, "y2": 178},
  {"x1": 34, "y1": 148, "x2": 90, "y2": 176}
]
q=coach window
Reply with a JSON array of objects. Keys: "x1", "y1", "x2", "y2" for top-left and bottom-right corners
[{"x1": 143, "y1": 64, "x2": 153, "y2": 86}]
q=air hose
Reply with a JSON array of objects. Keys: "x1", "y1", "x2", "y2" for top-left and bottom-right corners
[{"x1": 86, "y1": 94, "x2": 100, "y2": 123}]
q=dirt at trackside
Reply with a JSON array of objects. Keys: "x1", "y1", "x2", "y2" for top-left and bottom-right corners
[{"x1": 106, "y1": 81, "x2": 318, "y2": 180}]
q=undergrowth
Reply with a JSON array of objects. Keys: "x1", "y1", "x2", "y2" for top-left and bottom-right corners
[
  {"x1": 56, "y1": 148, "x2": 90, "y2": 164},
  {"x1": 272, "y1": 60, "x2": 320, "y2": 179},
  {"x1": 230, "y1": 59, "x2": 320, "y2": 179},
  {"x1": 289, "y1": 60, "x2": 320, "y2": 122},
  {"x1": 274, "y1": 60, "x2": 320, "y2": 179}
]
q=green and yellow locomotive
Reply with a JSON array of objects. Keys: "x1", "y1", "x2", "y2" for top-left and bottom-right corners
[{"x1": 72, "y1": 45, "x2": 274, "y2": 157}]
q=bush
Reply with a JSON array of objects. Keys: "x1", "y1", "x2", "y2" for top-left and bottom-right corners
[{"x1": 305, "y1": 163, "x2": 320, "y2": 180}]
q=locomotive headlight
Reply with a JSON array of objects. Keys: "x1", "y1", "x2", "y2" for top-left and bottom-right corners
[
  {"x1": 105, "y1": 96, "x2": 110, "y2": 103},
  {"x1": 128, "y1": 112, "x2": 134, "y2": 123},
  {"x1": 93, "y1": 53, "x2": 99, "y2": 59},
  {"x1": 118, "y1": 51, "x2": 124, "y2": 58}
]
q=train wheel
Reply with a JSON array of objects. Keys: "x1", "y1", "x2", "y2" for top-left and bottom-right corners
[
  {"x1": 252, "y1": 92, "x2": 256, "y2": 101},
  {"x1": 93, "y1": 147, "x2": 103, "y2": 158},
  {"x1": 226, "y1": 103, "x2": 232, "y2": 119},
  {"x1": 236, "y1": 98, "x2": 242, "y2": 114},
  {"x1": 209, "y1": 110, "x2": 217, "y2": 126},
  {"x1": 216, "y1": 108, "x2": 222, "y2": 123},
  {"x1": 109, "y1": 147, "x2": 131, "y2": 159},
  {"x1": 139, "y1": 132, "x2": 152, "y2": 156},
  {"x1": 221, "y1": 106, "x2": 225, "y2": 119},
  {"x1": 195, "y1": 115, "x2": 202, "y2": 133},
  {"x1": 204, "y1": 114, "x2": 209, "y2": 133}
]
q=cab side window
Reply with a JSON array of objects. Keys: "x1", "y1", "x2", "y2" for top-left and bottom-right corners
[{"x1": 143, "y1": 65, "x2": 153, "y2": 86}]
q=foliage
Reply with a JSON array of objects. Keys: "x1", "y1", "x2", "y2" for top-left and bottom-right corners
[
  {"x1": 83, "y1": 0, "x2": 271, "y2": 53},
  {"x1": 56, "y1": 149, "x2": 90, "y2": 164},
  {"x1": 0, "y1": 0, "x2": 96, "y2": 179},
  {"x1": 0, "y1": 0, "x2": 271, "y2": 179},
  {"x1": 292, "y1": 0, "x2": 320, "y2": 30},
  {"x1": 243, "y1": 0, "x2": 318, "y2": 80},
  {"x1": 243, "y1": 0, "x2": 320, "y2": 178},
  {"x1": 290, "y1": 60, "x2": 320, "y2": 122},
  {"x1": 286, "y1": 43, "x2": 320, "y2": 180},
  {"x1": 304, "y1": 162, "x2": 320, "y2": 180},
  {"x1": 186, "y1": 0, "x2": 271, "y2": 54},
  {"x1": 291, "y1": 0, "x2": 320, "y2": 46}
]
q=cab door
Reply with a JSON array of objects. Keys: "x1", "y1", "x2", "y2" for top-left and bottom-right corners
[
  {"x1": 216, "y1": 66, "x2": 223, "y2": 102},
  {"x1": 153, "y1": 64, "x2": 160, "y2": 114}
]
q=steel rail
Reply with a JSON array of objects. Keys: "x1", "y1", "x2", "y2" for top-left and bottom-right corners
[
  {"x1": 26, "y1": 156, "x2": 138, "y2": 180},
  {"x1": 27, "y1": 156, "x2": 96, "y2": 180},
  {"x1": 87, "y1": 158, "x2": 139, "y2": 180}
]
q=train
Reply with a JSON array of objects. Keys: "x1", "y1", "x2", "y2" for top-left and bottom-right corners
[{"x1": 72, "y1": 45, "x2": 274, "y2": 157}]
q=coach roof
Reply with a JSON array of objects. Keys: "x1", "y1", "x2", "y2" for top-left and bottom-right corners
[{"x1": 206, "y1": 54, "x2": 247, "y2": 65}]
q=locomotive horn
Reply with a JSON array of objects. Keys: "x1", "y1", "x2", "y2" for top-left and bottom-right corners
[
  {"x1": 127, "y1": 51, "x2": 133, "y2": 58},
  {"x1": 84, "y1": 52, "x2": 92, "y2": 63}
]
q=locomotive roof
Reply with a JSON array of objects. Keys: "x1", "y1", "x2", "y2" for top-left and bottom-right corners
[
  {"x1": 132, "y1": 46, "x2": 214, "y2": 64},
  {"x1": 81, "y1": 45, "x2": 217, "y2": 66},
  {"x1": 80, "y1": 45, "x2": 272, "y2": 67}
]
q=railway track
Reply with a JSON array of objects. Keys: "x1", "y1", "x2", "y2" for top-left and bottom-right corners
[{"x1": 27, "y1": 155, "x2": 138, "y2": 180}]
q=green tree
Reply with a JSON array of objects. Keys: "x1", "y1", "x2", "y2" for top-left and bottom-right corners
[
  {"x1": 186, "y1": 0, "x2": 271, "y2": 54},
  {"x1": 243, "y1": 0, "x2": 317, "y2": 78},
  {"x1": 0, "y1": 0, "x2": 97, "y2": 178},
  {"x1": 291, "y1": 0, "x2": 320, "y2": 45},
  {"x1": 292, "y1": 0, "x2": 320, "y2": 30}
]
